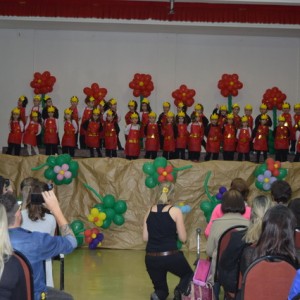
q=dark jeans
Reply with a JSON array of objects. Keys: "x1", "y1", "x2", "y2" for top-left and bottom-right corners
[
  {"x1": 62, "y1": 146, "x2": 75, "y2": 157},
  {"x1": 145, "y1": 252, "x2": 193, "y2": 300},
  {"x1": 6, "y1": 143, "x2": 21, "y2": 156},
  {"x1": 45, "y1": 144, "x2": 58, "y2": 155},
  {"x1": 89, "y1": 148, "x2": 102, "y2": 157},
  {"x1": 256, "y1": 151, "x2": 267, "y2": 163},
  {"x1": 105, "y1": 149, "x2": 117, "y2": 158},
  {"x1": 237, "y1": 152, "x2": 250, "y2": 161},
  {"x1": 223, "y1": 151, "x2": 235, "y2": 161},
  {"x1": 188, "y1": 151, "x2": 200, "y2": 161},
  {"x1": 162, "y1": 151, "x2": 175, "y2": 160},
  {"x1": 275, "y1": 149, "x2": 288, "y2": 162},
  {"x1": 175, "y1": 148, "x2": 186, "y2": 160},
  {"x1": 205, "y1": 152, "x2": 219, "y2": 161},
  {"x1": 46, "y1": 287, "x2": 73, "y2": 300},
  {"x1": 145, "y1": 151, "x2": 158, "y2": 159}
]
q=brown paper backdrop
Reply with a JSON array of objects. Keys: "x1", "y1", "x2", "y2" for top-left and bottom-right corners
[{"x1": 1, "y1": 154, "x2": 299, "y2": 251}]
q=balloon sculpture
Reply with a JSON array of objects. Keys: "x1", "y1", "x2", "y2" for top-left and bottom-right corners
[
  {"x1": 217, "y1": 73, "x2": 243, "y2": 112},
  {"x1": 142, "y1": 157, "x2": 192, "y2": 189},
  {"x1": 32, "y1": 154, "x2": 79, "y2": 185},
  {"x1": 172, "y1": 84, "x2": 196, "y2": 108},
  {"x1": 70, "y1": 219, "x2": 85, "y2": 247},
  {"x1": 84, "y1": 228, "x2": 104, "y2": 250},
  {"x1": 200, "y1": 171, "x2": 227, "y2": 223},
  {"x1": 30, "y1": 71, "x2": 56, "y2": 95},
  {"x1": 176, "y1": 201, "x2": 191, "y2": 214},
  {"x1": 84, "y1": 184, "x2": 127, "y2": 229},
  {"x1": 129, "y1": 73, "x2": 154, "y2": 98},
  {"x1": 254, "y1": 158, "x2": 288, "y2": 191},
  {"x1": 83, "y1": 82, "x2": 107, "y2": 107}
]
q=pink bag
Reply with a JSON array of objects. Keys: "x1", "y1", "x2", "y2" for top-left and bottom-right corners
[
  {"x1": 181, "y1": 281, "x2": 213, "y2": 300},
  {"x1": 193, "y1": 258, "x2": 211, "y2": 286}
]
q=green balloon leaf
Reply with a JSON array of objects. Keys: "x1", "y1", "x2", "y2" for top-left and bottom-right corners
[
  {"x1": 103, "y1": 194, "x2": 115, "y2": 208},
  {"x1": 153, "y1": 157, "x2": 167, "y2": 169},
  {"x1": 114, "y1": 200, "x2": 127, "y2": 214},
  {"x1": 142, "y1": 162, "x2": 156, "y2": 175},
  {"x1": 145, "y1": 176, "x2": 157, "y2": 188},
  {"x1": 101, "y1": 218, "x2": 112, "y2": 229},
  {"x1": 113, "y1": 214, "x2": 125, "y2": 226}
]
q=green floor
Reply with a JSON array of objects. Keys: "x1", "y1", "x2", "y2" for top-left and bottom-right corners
[{"x1": 53, "y1": 248, "x2": 198, "y2": 300}]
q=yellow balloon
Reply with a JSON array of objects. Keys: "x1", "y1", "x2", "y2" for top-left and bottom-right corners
[
  {"x1": 99, "y1": 212, "x2": 106, "y2": 220},
  {"x1": 91, "y1": 208, "x2": 99, "y2": 216},
  {"x1": 87, "y1": 215, "x2": 94, "y2": 222},
  {"x1": 95, "y1": 220, "x2": 103, "y2": 227}
]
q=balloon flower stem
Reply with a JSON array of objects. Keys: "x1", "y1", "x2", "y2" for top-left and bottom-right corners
[
  {"x1": 204, "y1": 171, "x2": 214, "y2": 202},
  {"x1": 31, "y1": 162, "x2": 48, "y2": 171},
  {"x1": 173, "y1": 165, "x2": 192, "y2": 172},
  {"x1": 83, "y1": 183, "x2": 104, "y2": 202}
]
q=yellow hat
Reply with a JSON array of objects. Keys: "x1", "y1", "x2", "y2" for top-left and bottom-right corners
[
  {"x1": 194, "y1": 104, "x2": 203, "y2": 111},
  {"x1": 99, "y1": 100, "x2": 105, "y2": 107},
  {"x1": 261, "y1": 114, "x2": 268, "y2": 120},
  {"x1": 130, "y1": 112, "x2": 139, "y2": 119},
  {"x1": 19, "y1": 95, "x2": 26, "y2": 102},
  {"x1": 163, "y1": 102, "x2": 170, "y2": 108},
  {"x1": 110, "y1": 98, "x2": 117, "y2": 105},
  {"x1": 211, "y1": 113, "x2": 219, "y2": 120},
  {"x1": 227, "y1": 113, "x2": 234, "y2": 119},
  {"x1": 44, "y1": 95, "x2": 51, "y2": 101},
  {"x1": 294, "y1": 103, "x2": 300, "y2": 110},
  {"x1": 282, "y1": 102, "x2": 290, "y2": 109},
  {"x1": 128, "y1": 100, "x2": 135, "y2": 107},
  {"x1": 33, "y1": 95, "x2": 41, "y2": 101},
  {"x1": 93, "y1": 108, "x2": 100, "y2": 115},
  {"x1": 260, "y1": 104, "x2": 267, "y2": 110},
  {"x1": 194, "y1": 112, "x2": 200, "y2": 117},
  {"x1": 70, "y1": 96, "x2": 79, "y2": 103},
  {"x1": 64, "y1": 108, "x2": 72, "y2": 115},
  {"x1": 278, "y1": 115, "x2": 285, "y2": 122},
  {"x1": 31, "y1": 111, "x2": 38, "y2": 118},
  {"x1": 47, "y1": 106, "x2": 55, "y2": 113},
  {"x1": 178, "y1": 102, "x2": 184, "y2": 108},
  {"x1": 106, "y1": 109, "x2": 113, "y2": 116},
  {"x1": 89, "y1": 96, "x2": 95, "y2": 102},
  {"x1": 219, "y1": 105, "x2": 227, "y2": 111},
  {"x1": 241, "y1": 116, "x2": 248, "y2": 123},
  {"x1": 232, "y1": 103, "x2": 240, "y2": 109},
  {"x1": 12, "y1": 107, "x2": 20, "y2": 115},
  {"x1": 244, "y1": 104, "x2": 252, "y2": 110},
  {"x1": 178, "y1": 111, "x2": 185, "y2": 118},
  {"x1": 142, "y1": 98, "x2": 150, "y2": 104},
  {"x1": 166, "y1": 111, "x2": 174, "y2": 118},
  {"x1": 149, "y1": 111, "x2": 157, "y2": 118}
]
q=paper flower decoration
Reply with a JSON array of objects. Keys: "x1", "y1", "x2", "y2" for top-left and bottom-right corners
[
  {"x1": 129, "y1": 73, "x2": 154, "y2": 98},
  {"x1": 87, "y1": 208, "x2": 107, "y2": 227},
  {"x1": 83, "y1": 83, "x2": 107, "y2": 106},
  {"x1": 262, "y1": 87, "x2": 286, "y2": 110},
  {"x1": 32, "y1": 154, "x2": 79, "y2": 185},
  {"x1": 84, "y1": 228, "x2": 104, "y2": 250},
  {"x1": 217, "y1": 73, "x2": 243, "y2": 97},
  {"x1": 172, "y1": 84, "x2": 196, "y2": 107},
  {"x1": 30, "y1": 71, "x2": 56, "y2": 95}
]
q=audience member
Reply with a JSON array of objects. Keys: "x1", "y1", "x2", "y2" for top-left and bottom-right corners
[
  {"x1": 0, "y1": 176, "x2": 13, "y2": 195},
  {"x1": 271, "y1": 180, "x2": 292, "y2": 205},
  {"x1": 0, "y1": 203, "x2": 27, "y2": 299},
  {"x1": 0, "y1": 191, "x2": 77, "y2": 300},
  {"x1": 289, "y1": 198, "x2": 300, "y2": 227},
  {"x1": 288, "y1": 269, "x2": 300, "y2": 300}
]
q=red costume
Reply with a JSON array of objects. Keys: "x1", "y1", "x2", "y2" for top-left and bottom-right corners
[
  {"x1": 145, "y1": 123, "x2": 159, "y2": 152},
  {"x1": 140, "y1": 112, "x2": 149, "y2": 138},
  {"x1": 176, "y1": 124, "x2": 188, "y2": 149},
  {"x1": 223, "y1": 124, "x2": 236, "y2": 152},
  {"x1": 125, "y1": 111, "x2": 136, "y2": 125},
  {"x1": 253, "y1": 125, "x2": 269, "y2": 151},
  {"x1": 188, "y1": 123, "x2": 203, "y2": 152},
  {"x1": 104, "y1": 121, "x2": 117, "y2": 150},
  {"x1": 233, "y1": 115, "x2": 241, "y2": 129},
  {"x1": 125, "y1": 125, "x2": 140, "y2": 156},
  {"x1": 8, "y1": 121, "x2": 23, "y2": 144},
  {"x1": 274, "y1": 125, "x2": 290, "y2": 150},
  {"x1": 292, "y1": 114, "x2": 300, "y2": 141},
  {"x1": 246, "y1": 115, "x2": 253, "y2": 130},
  {"x1": 19, "y1": 107, "x2": 27, "y2": 126},
  {"x1": 163, "y1": 124, "x2": 176, "y2": 152},
  {"x1": 44, "y1": 118, "x2": 58, "y2": 144},
  {"x1": 236, "y1": 128, "x2": 251, "y2": 153},
  {"x1": 206, "y1": 125, "x2": 222, "y2": 153},
  {"x1": 62, "y1": 121, "x2": 76, "y2": 147},
  {"x1": 23, "y1": 122, "x2": 40, "y2": 146},
  {"x1": 80, "y1": 107, "x2": 93, "y2": 135},
  {"x1": 70, "y1": 106, "x2": 80, "y2": 126},
  {"x1": 85, "y1": 121, "x2": 101, "y2": 148}
]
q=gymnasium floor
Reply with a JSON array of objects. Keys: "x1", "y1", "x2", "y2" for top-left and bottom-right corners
[{"x1": 53, "y1": 248, "x2": 197, "y2": 300}]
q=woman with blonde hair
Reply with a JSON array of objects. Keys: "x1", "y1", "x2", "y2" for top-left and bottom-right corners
[
  {"x1": 143, "y1": 182, "x2": 193, "y2": 300},
  {"x1": 0, "y1": 203, "x2": 26, "y2": 299}
]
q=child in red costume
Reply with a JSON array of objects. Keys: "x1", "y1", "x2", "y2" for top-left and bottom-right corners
[
  {"x1": 43, "y1": 106, "x2": 59, "y2": 155},
  {"x1": 254, "y1": 104, "x2": 272, "y2": 128},
  {"x1": 187, "y1": 112, "x2": 204, "y2": 162},
  {"x1": 236, "y1": 116, "x2": 252, "y2": 161},
  {"x1": 144, "y1": 111, "x2": 159, "y2": 159},
  {"x1": 212, "y1": 104, "x2": 228, "y2": 129},
  {"x1": 244, "y1": 104, "x2": 253, "y2": 130},
  {"x1": 252, "y1": 114, "x2": 269, "y2": 163},
  {"x1": 274, "y1": 115, "x2": 290, "y2": 162},
  {"x1": 17, "y1": 95, "x2": 28, "y2": 126},
  {"x1": 6, "y1": 108, "x2": 24, "y2": 156},
  {"x1": 204, "y1": 113, "x2": 222, "y2": 161},
  {"x1": 42, "y1": 95, "x2": 59, "y2": 120},
  {"x1": 191, "y1": 103, "x2": 208, "y2": 150},
  {"x1": 62, "y1": 108, "x2": 78, "y2": 157},
  {"x1": 294, "y1": 120, "x2": 300, "y2": 162},
  {"x1": 104, "y1": 109, "x2": 120, "y2": 158},
  {"x1": 23, "y1": 111, "x2": 41, "y2": 156},
  {"x1": 232, "y1": 103, "x2": 241, "y2": 129},
  {"x1": 80, "y1": 96, "x2": 95, "y2": 149},
  {"x1": 125, "y1": 100, "x2": 139, "y2": 125},
  {"x1": 98, "y1": 100, "x2": 106, "y2": 150},
  {"x1": 30, "y1": 95, "x2": 43, "y2": 146},
  {"x1": 83, "y1": 108, "x2": 103, "y2": 157},
  {"x1": 140, "y1": 98, "x2": 151, "y2": 147},
  {"x1": 125, "y1": 112, "x2": 140, "y2": 160},
  {"x1": 69, "y1": 96, "x2": 81, "y2": 148},
  {"x1": 157, "y1": 102, "x2": 171, "y2": 150},
  {"x1": 175, "y1": 111, "x2": 188, "y2": 160},
  {"x1": 162, "y1": 111, "x2": 177, "y2": 160},
  {"x1": 222, "y1": 113, "x2": 236, "y2": 161},
  {"x1": 291, "y1": 103, "x2": 300, "y2": 153},
  {"x1": 175, "y1": 102, "x2": 191, "y2": 125}
]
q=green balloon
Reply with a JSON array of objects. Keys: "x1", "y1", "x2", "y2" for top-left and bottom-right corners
[
  {"x1": 258, "y1": 163, "x2": 267, "y2": 174},
  {"x1": 114, "y1": 200, "x2": 127, "y2": 214},
  {"x1": 142, "y1": 162, "x2": 155, "y2": 175},
  {"x1": 200, "y1": 200, "x2": 213, "y2": 214},
  {"x1": 153, "y1": 157, "x2": 167, "y2": 169},
  {"x1": 62, "y1": 177, "x2": 73, "y2": 185},
  {"x1": 113, "y1": 214, "x2": 125, "y2": 226},
  {"x1": 46, "y1": 156, "x2": 57, "y2": 167},
  {"x1": 69, "y1": 161, "x2": 79, "y2": 173},
  {"x1": 94, "y1": 203, "x2": 105, "y2": 212},
  {"x1": 76, "y1": 235, "x2": 84, "y2": 247},
  {"x1": 103, "y1": 194, "x2": 115, "y2": 208},
  {"x1": 254, "y1": 165, "x2": 262, "y2": 177},
  {"x1": 101, "y1": 218, "x2": 112, "y2": 229},
  {"x1": 278, "y1": 168, "x2": 288, "y2": 180},
  {"x1": 56, "y1": 155, "x2": 67, "y2": 166},
  {"x1": 44, "y1": 167, "x2": 56, "y2": 180},
  {"x1": 145, "y1": 176, "x2": 157, "y2": 188},
  {"x1": 70, "y1": 220, "x2": 85, "y2": 235},
  {"x1": 61, "y1": 154, "x2": 72, "y2": 164},
  {"x1": 255, "y1": 180, "x2": 264, "y2": 191},
  {"x1": 54, "y1": 177, "x2": 63, "y2": 185},
  {"x1": 152, "y1": 172, "x2": 159, "y2": 182},
  {"x1": 104, "y1": 208, "x2": 115, "y2": 220}
]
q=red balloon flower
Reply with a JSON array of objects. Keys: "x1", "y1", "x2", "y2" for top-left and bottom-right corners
[
  {"x1": 30, "y1": 71, "x2": 56, "y2": 95},
  {"x1": 217, "y1": 73, "x2": 243, "y2": 97},
  {"x1": 83, "y1": 83, "x2": 107, "y2": 106},
  {"x1": 266, "y1": 158, "x2": 281, "y2": 177},
  {"x1": 172, "y1": 84, "x2": 196, "y2": 107},
  {"x1": 84, "y1": 228, "x2": 101, "y2": 244},
  {"x1": 262, "y1": 87, "x2": 286, "y2": 110},
  {"x1": 129, "y1": 73, "x2": 154, "y2": 98},
  {"x1": 157, "y1": 165, "x2": 174, "y2": 183}
]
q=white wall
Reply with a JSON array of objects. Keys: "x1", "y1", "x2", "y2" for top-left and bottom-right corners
[{"x1": 1, "y1": 27, "x2": 300, "y2": 149}]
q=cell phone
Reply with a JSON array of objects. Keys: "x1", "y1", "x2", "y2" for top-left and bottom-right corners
[{"x1": 30, "y1": 193, "x2": 44, "y2": 205}]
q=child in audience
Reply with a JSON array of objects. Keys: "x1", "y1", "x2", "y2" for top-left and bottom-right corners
[
  {"x1": 104, "y1": 109, "x2": 119, "y2": 158},
  {"x1": 144, "y1": 111, "x2": 159, "y2": 159},
  {"x1": 236, "y1": 116, "x2": 252, "y2": 161},
  {"x1": 274, "y1": 115, "x2": 290, "y2": 162},
  {"x1": 6, "y1": 108, "x2": 24, "y2": 156},
  {"x1": 124, "y1": 112, "x2": 140, "y2": 160},
  {"x1": 157, "y1": 102, "x2": 171, "y2": 150},
  {"x1": 222, "y1": 113, "x2": 236, "y2": 161},
  {"x1": 80, "y1": 96, "x2": 95, "y2": 149},
  {"x1": 43, "y1": 106, "x2": 59, "y2": 155},
  {"x1": 244, "y1": 104, "x2": 253, "y2": 130},
  {"x1": 23, "y1": 111, "x2": 41, "y2": 155},
  {"x1": 17, "y1": 95, "x2": 28, "y2": 126},
  {"x1": 270, "y1": 180, "x2": 292, "y2": 205},
  {"x1": 162, "y1": 111, "x2": 177, "y2": 160},
  {"x1": 61, "y1": 108, "x2": 77, "y2": 157},
  {"x1": 175, "y1": 111, "x2": 188, "y2": 160}
]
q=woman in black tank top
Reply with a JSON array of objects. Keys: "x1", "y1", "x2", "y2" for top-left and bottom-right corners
[{"x1": 143, "y1": 182, "x2": 193, "y2": 300}]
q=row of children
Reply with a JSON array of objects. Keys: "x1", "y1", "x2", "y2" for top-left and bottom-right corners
[{"x1": 6, "y1": 94, "x2": 300, "y2": 162}]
